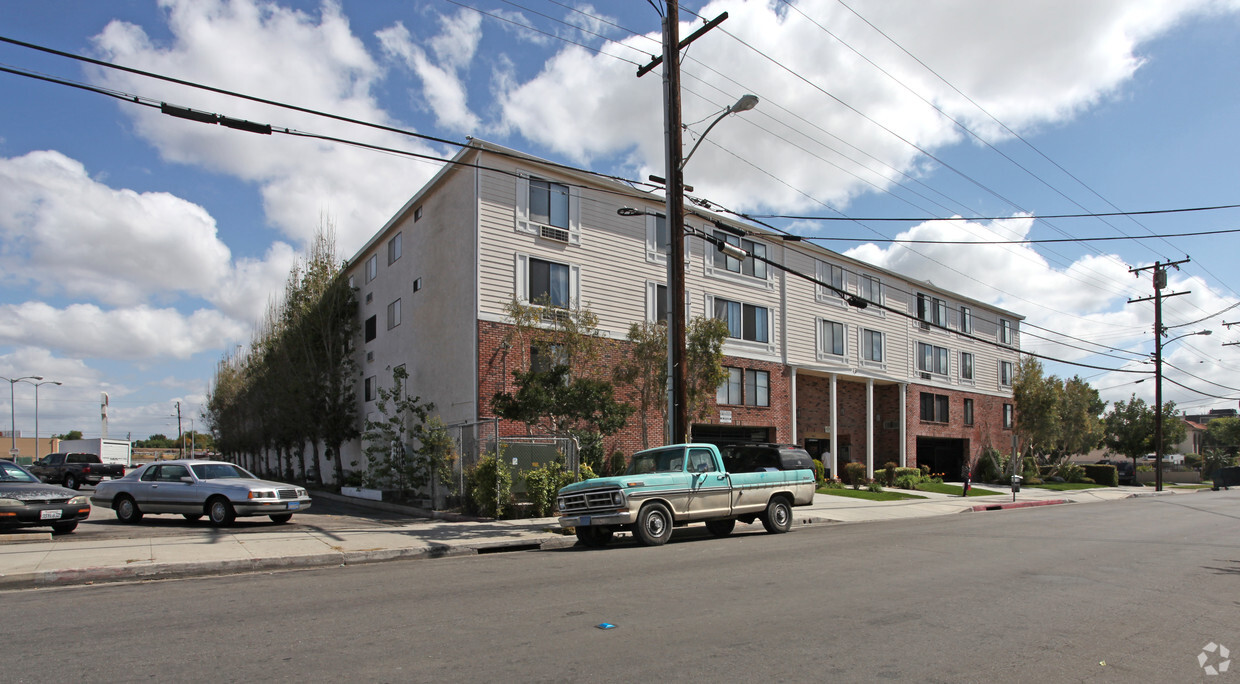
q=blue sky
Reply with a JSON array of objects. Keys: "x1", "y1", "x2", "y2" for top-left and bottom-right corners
[{"x1": 2, "y1": 0, "x2": 1239, "y2": 441}]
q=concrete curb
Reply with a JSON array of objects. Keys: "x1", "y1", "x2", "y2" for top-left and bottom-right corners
[{"x1": 968, "y1": 499, "x2": 1069, "y2": 512}]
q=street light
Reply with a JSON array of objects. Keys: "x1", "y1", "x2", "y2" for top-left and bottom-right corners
[
  {"x1": 681, "y1": 94, "x2": 759, "y2": 170},
  {"x1": 2, "y1": 375, "x2": 42, "y2": 460},
  {"x1": 1154, "y1": 328, "x2": 1212, "y2": 491},
  {"x1": 22, "y1": 379, "x2": 61, "y2": 459}
]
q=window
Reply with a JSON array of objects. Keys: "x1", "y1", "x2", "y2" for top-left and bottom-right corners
[
  {"x1": 745, "y1": 369, "x2": 770, "y2": 407},
  {"x1": 530, "y1": 343, "x2": 568, "y2": 373},
  {"x1": 960, "y1": 306, "x2": 972, "y2": 334},
  {"x1": 387, "y1": 232, "x2": 402, "y2": 265},
  {"x1": 917, "y1": 342, "x2": 949, "y2": 375},
  {"x1": 963, "y1": 398, "x2": 974, "y2": 426},
  {"x1": 528, "y1": 257, "x2": 571, "y2": 307},
  {"x1": 365, "y1": 254, "x2": 378, "y2": 283},
  {"x1": 414, "y1": 205, "x2": 423, "y2": 221},
  {"x1": 387, "y1": 299, "x2": 401, "y2": 330},
  {"x1": 1000, "y1": 319, "x2": 1013, "y2": 345},
  {"x1": 712, "y1": 231, "x2": 767, "y2": 279},
  {"x1": 652, "y1": 283, "x2": 668, "y2": 324},
  {"x1": 347, "y1": 275, "x2": 355, "y2": 289},
  {"x1": 960, "y1": 352, "x2": 974, "y2": 381},
  {"x1": 920, "y1": 393, "x2": 949, "y2": 423},
  {"x1": 859, "y1": 274, "x2": 881, "y2": 304},
  {"x1": 818, "y1": 262, "x2": 846, "y2": 299},
  {"x1": 529, "y1": 179, "x2": 569, "y2": 229},
  {"x1": 713, "y1": 297, "x2": 769, "y2": 343},
  {"x1": 999, "y1": 360, "x2": 1013, "y2": 387},
  {"x1": 918, "y1": 294, "x2": 948, "y2": 328},
  {"x1": 821, "y1": 320, "x2": 845, "y2": 357},
  {"x1": 863, "y1": 329, "x2": 884, "y2": 363},
  {"x1": 717, "y1": 367, "x2": 743, "y2": 405},
  {"x1": 364, "y1": 376, "x2": 376, "y2": 402},
  {"x1": 1003, "y1": 403, "x2": 1014, "y2": 429},
  {"x1": 688, "y1": 448, "x2": 719, "y2": 473},
  {"x1": 413, "y1": 277, "x2": 422, "y2": 293},
  {"x1": 364, "y1": 315, "x2": 377, "y2": 343},
  {"x1": 649, "y1": 213, "x2": 669, "y2": 255}
]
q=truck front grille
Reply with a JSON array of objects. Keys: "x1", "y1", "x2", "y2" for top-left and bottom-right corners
[{"x1": 558, "y1": 489, "x2": 620, "y2": 514}]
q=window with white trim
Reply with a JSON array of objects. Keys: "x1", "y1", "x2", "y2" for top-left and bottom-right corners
[
  {"x1": 918, "y1": 342, "x2": 949, "y2": 375},
  {"x1": 960, "y1": 352, "x2": 974, "y2": 381},
  {"x1": 648, "y1": 213, "x2": 669, "y2": 255},
  {"x1": 514, "y1": 176, "x2": 581, "y2": 244},
  {"x1": 863, "y1": 329, "x2": 884, "y2": 363},
  {"x1": 820, "y1": 319, "x2": 845, "y2": 357},
  {"x1": 859, "y1": 274, "x2": 881, "y2": 305},
  {"x1": 999, "y1": 360, "x2": 1013, "y2": 387},
  {"x1": 1000, "y1": 319, "x2": 1014, "y2": 345},
  {"x1": 712, "y1": 230, "x2": 767, "y2": 279},
  {"x1": 817, "y1": 261, "x2": 846, "y2": 300},
  {"x1": 515, "y1": 254, "x2": 579, "y2": 308},
  {"x1": 918, "y1": 294, "x2": 948, "y2": 328},
  {"x1": 713, "y1": 297, "x2": 769, "y2": 343}
]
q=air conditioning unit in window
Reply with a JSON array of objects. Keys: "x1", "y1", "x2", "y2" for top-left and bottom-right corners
[
  {"x1": 917, "y1": 320, "x2": 930, "y2": 330},
  {"x1": 882, "y1": 420, "x2": 898, "y2": 430},
  {"x1": 919, "y1": 372, "x2": 932, "y2": 380},
  {"x1": 540, "y1": 225, "x2": 570, "y2": 243}
]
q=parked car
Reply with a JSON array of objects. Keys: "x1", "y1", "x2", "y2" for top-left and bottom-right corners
[
  {"x1": 91, "y1": 460, "x2": 311, "y2": 527},
  {"x1": 0, "y1": 460, "x2": 91, "y2": 534},
  {"x1": 720, "y1": 443, "x2": 816, "y2": 474},
  {"x1": 29, "y1": 452, "x2": 126, "y2": 489},
  {"x1": 1096, "y1": 459, "x2": 1136, "y2": 486}
]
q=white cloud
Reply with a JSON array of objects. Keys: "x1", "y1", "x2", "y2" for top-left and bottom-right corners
[
  {"x1": 377, "y1": 14, "x2": 482, "y2": 133},
  {"x1": 89, "y1": 0, "x2": 446, "y2": 252},
  {"x1": 494, "y1": 0, "x2": 1240, "y2": 212},
  {"x1": 0, "y1": 302, "x2": 249, "y2": 361}
]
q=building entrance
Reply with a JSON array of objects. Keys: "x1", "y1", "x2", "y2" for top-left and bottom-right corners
[{"x1": 915, "y1": 437, "x2": 967, "y2": 482}]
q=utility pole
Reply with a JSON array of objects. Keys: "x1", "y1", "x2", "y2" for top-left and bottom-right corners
[
  {"x1": 1128, "y1": 258, "x2": 1189, "y2": 492},
  {"x1": 637, "y1": 3, "x2": 727, "y2": 444},
  {"x1": 176, "y1": 400, "x2": 184, "y2": 459}
]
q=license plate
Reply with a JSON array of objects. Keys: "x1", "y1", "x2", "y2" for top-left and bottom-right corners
[
  {"x1": 579, "y1": 515, "x2": 591, "y2": 526},
  {"x1": 41, "y1": 509, "x2": 63, "y2": 520},
  {"x1": 288, "y1": 502, "x2": 300, "y2": 510}
]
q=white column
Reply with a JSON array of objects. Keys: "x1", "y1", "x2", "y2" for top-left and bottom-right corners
[
  {"x1": 829, "y1": 373, "x2": 838, "y2": 479},
  {"x1": 866, "y1": 377, "x2": 875, "y2": 478},
  {"x1": 899, "y1": 382, "x2": 908, "y2": 468}
]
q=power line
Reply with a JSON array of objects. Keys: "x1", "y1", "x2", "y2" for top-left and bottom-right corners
[{"x1": 749, "y1": 203, "x2": 1240, "y2": 223}]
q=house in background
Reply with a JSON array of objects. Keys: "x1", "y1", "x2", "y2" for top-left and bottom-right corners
[{"x1": 334, "y1": 139, "x2": 1021, "y2": 482}]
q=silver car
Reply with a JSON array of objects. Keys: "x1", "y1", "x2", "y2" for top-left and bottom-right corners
[{"x1": 92, "y1": 460, "x2": 311, "y2": 527}]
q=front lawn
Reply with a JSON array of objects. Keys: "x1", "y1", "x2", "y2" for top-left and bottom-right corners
[
  {"x1": 914, "y1": 482, "x2": 1002, "y2": 497},
  {"x1": 817, "y1": 487, "x2": 926, "y2": 501},
  {"x1": 1027, "y1": 482, "x2": 1108, "y2": 491}
]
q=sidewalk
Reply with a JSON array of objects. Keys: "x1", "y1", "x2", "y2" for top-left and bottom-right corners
[{"x1": 0, "y1": 484, "x2": 1183, "y2": 590}]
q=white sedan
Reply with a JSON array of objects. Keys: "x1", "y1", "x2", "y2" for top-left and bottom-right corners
[{"x1": 92, "y1": 459, "x2": 311, "y2": 527}]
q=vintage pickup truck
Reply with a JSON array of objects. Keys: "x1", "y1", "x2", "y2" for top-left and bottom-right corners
[{"x1": 556, "y1": 443, "x2": 816, "y2": 547}]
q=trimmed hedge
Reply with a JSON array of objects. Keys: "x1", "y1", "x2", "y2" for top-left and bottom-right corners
[{"x1": 1083, "y1": 464, "x2": 1118, "y2": 487}]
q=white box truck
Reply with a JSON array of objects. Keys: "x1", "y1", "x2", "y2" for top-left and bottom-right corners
[{"x1": 57, "y1": 438, "x2": 132, "y2": 467}]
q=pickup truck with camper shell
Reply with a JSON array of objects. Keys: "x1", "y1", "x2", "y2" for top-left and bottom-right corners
[
  {"x1": 556, "y1": 443, "x2": 816, "y2": 547},
  {"x1": 29, "y1": 452, "x2": 126, "y2": 490}
]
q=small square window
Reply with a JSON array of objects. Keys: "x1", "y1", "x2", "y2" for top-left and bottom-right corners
[
  {"x1": 414, "y1": 205, "x2": 423, "y2": 221},
  {"x1": 413, "y1": 277, "x2": 423, "y2": 293}
]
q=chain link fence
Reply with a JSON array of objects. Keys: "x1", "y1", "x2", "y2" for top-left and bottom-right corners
[{"x1": 445, "y1": 419, "x2": 578, "y2": 502}]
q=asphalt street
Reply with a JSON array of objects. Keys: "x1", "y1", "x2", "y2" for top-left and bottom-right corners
[{"x1": 6, "y1": 492, "x2": 1238, "y2": 682}]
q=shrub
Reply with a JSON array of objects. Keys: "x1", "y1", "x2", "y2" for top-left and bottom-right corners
[
  {"x1": 843, "y1": 462, "x2": 868, "y2": 489},
  {"x1": 894, "y1": 473, "x2": 921, "y2": 490},
  {"x1": 919, "y1": 464, "x2": 930, "y2": 476},
  {"x1": 883, "y1": 461, "x2": 898, "y2": 487},
  {"x1": 1083, "y1": 464, "x2": 1118, "y2": 487},
  {"x1": 523, "y1": 463, "x2": 583, "y2": 517},
  {"x1": 608, "y1": 450, "x2": 627, "y2": 476},
  {"x1": 465, "y1": 453, "x2": 512, "y2": 518},
  {"x1": 812, "y1": 459, "x2": 825, "y2": 486},
  {"x1": 866, "y1": 479, "x2": 883, "y2": 493},
  {"x1": 975, "y1": 447, "x2": 1006, "y2": 484},
  {"x1": 821, "y1": 478, "x2": 844, "y2": 490},
  {"x1": 1185, "y1": 454, "x2": 1203, "y2": 471},
  {"x1": 1059, "y1": 462, "x2": 1086, "y2": 484}
]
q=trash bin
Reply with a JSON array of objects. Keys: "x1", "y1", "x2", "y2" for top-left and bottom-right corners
[{"x1": 1011, "y1": 474, "x2": 1022, "y2": 493}]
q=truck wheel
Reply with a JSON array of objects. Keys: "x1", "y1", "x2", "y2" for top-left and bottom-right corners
[
  {"x1": 705, "y1": 519, "x2": 736, "y2": 537},
  {"x1": 575, "y1": 526, "x2": 613, "y2": 548},
  {"x1": 635, "y1": 502, "x2": 673, "y2": 546},
  {"x1": 761, "y1": 496, "x2": 793, "y2": 534},
  {"x1": 115, "y1": 495, "x2": 143, "y2": 523},
  {"x1": 207, "y1": 497, "x2": 236, "y2": 527},
  {"x1": 64, "y1": 474, "x2": 78, "y2": 490}
]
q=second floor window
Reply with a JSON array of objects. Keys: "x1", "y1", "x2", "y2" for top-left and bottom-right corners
[
  {"x1": 745, "y1": 369, "x2": 770, "y2": 407},
  {"x1": 960, "y1": 352, "x2": 974, "y2": 380},
  {"x1": 529, "y1": 257, "x2": 570, "y2": 307},
  {"x1": 918, "y1": 342, "x2": 949, "y2": 375},
  {"x1": 920, "y1": 393, "x2": 949, "y2": 423},
  {"x1": 714, "y1": 297, "x2": 769, "y2": 343},
  {"x1": 1000, "y1": 360, "x2": 1013, "y2": 387},
  {"x1": 821, "y1": 320, "x2": 845, "y2": 356},
  {"x1": 863, "y1": 329, "x2": 884, "y2": 362}
]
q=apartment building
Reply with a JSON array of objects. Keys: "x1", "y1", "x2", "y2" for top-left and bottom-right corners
[{"x1": 342, "y1": 139, "x2": 1021, "y2": 480}]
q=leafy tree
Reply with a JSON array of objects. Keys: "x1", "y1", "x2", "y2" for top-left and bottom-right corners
[
  {"x1": 359, "y1": 366, "x2": 435, "y2": 493},
  {"x1": 1058, "y1": 375, "x2": 1106, "y2": 456},
  {"x1": 685, "y1": 316, "x2": 730, "y2": 422},
  {"x1": 55, "y1": 430, "x2": 83, "y2": 441},
  {"x1": 1103, "y1": 394, "x2": 1186, "y2": 474},
  {"x1": 1012, "y1": 356, "x2": 1061, "y2": 460},
  {"x1": 1204, "y1": 416, "x2": 1240, "y2": 454}
]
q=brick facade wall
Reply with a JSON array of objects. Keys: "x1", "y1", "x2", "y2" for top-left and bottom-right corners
[{"x1": 904, "y1": 383, "x2": 1012, "y2": 470}]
